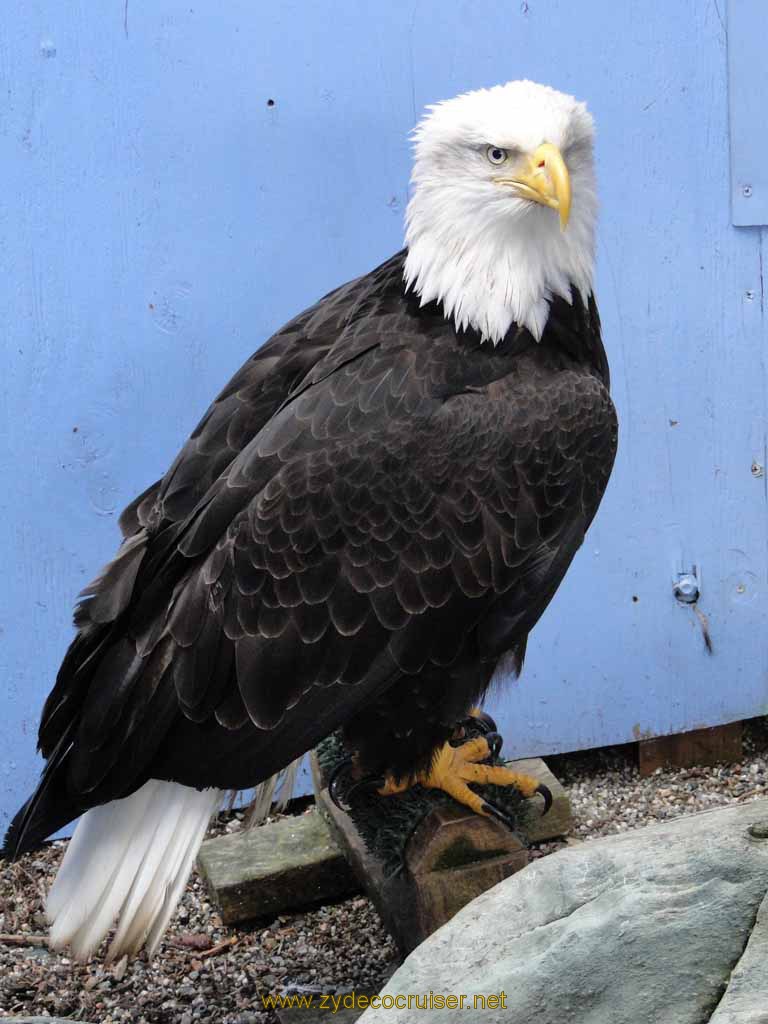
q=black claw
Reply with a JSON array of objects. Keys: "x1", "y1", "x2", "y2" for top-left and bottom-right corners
[
  {"x1": 458, "y1": 709, "x2": 497, "y2": 737},
  {"x1": 484, "y1": 731, "x2": 503, "y2": 760},
  {"x1": 328, "y1": 757, "x2": 354, "y2": 811},
  {"x1": 535, "y1": 783, "x2": 553, "y2": 815},
  {"x1": 481, "y1": 800, "x2": 516, "y2": 830},
  {"x1": 345, "y1": 774, "x2": 386, "y2": 804},
  {"x1": 328, "y1": 758, "x2": 386, "y2": 811},
  {"x1": 471, "y1": 710, "x2": 498, "y2": 734}
]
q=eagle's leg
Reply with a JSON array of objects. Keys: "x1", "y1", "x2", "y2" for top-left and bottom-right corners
[{"x1": 376, "y1": 735, "x2": 552, "y2": 822}]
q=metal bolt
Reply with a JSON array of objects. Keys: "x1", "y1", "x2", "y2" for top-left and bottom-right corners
[
  {"x1": 746, "y1": 290, "x2": 755, "y2": 301},
  {"x1": 673, "y1": 574, "x2": 699, "y2": 604},
  {"x1": 748, "y1": 821, "x2": 768, "y2": 840},
  {"x1": 743, "y1": 185, "x2": 753, "y2": 198},
  {"x1": 752, "y1": 461, "x2": 764, "y2": 478}
]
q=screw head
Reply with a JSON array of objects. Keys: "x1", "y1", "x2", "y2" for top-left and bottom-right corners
[
  {"x1": 752, "y1": 461, "x2": 764, "y2": 478},
  {"x1": 673, "y1": 574, "x2": 699, "y2": 604},
  {"x1": 743, "y1": 185, "x2": 753, "y2": 198}
]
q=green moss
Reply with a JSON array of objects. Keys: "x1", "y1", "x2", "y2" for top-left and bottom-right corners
[{"x1": 431, "y1": 836, "x2": 509, "y2": 872}]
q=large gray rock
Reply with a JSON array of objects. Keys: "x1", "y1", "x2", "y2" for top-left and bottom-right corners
[
  {"x1": 709, "y1": 885, "x2": 768, "y2": 1023},
  {"x1": 360, "y1": 799, "x2": 768, "y2": 1024}
]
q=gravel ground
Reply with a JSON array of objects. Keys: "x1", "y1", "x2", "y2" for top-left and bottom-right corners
[{"x1": 3, "y1": 718, "x2": 768, "y2": 1022}]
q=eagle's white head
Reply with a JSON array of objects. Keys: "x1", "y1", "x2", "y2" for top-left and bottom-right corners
[{"x1": 404, "y1": 80, "x2": 597, "y2": 344}]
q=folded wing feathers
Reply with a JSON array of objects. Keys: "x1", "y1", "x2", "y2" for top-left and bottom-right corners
[{"x1": 47, "y1": 780, "x2": 222, "y2": 962}]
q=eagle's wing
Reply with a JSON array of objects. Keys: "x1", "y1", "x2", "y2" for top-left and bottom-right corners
[
  {"x1": 118, "y1": 291, "x2": 358, "y2": 538},
  {"x1": 33, "y1": 265, "x2": 384, "y2": 762}
]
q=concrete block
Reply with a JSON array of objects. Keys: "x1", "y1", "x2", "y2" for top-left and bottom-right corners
[{"x1": 197, "y1": 811, "x2": 358, "y2": 925}]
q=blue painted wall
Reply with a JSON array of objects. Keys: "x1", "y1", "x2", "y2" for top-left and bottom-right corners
[{"x1": 2, "y1": 1, "x2": 766, "y2": 833}]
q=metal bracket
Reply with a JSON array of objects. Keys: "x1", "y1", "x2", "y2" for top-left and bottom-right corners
[{"x1": 727, "y1": 1, "x2": 768, "y2": 225}]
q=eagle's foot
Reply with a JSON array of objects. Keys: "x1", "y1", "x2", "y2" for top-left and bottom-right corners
[{"x1": 377, "y1": 736, "x2": 552, "y2": 824}]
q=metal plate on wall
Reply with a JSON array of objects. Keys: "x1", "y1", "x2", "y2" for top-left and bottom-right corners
[{"x1": 728, "y1": 0, "x2": 768, "y2": 225}]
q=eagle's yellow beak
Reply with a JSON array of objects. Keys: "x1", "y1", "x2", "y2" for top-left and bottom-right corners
[{"x1": 494, "y1": 142, "x2": 572, "y2": 230}]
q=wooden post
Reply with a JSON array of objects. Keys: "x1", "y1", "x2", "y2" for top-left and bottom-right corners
[
  {"x1": 638, "y1": 722, "x2": 743, "y2": 777},
  {"x1": 311, "y1": 754, "x2": 528, "y2": 954}
]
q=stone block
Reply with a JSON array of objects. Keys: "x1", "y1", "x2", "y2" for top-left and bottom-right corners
[{"x1": 197, "y1": 811, "x2": 358, "y2": 925}]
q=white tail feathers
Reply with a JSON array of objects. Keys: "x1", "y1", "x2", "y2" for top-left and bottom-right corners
[
  {"x1": 47, "y1": 780, "x2": 222, "y2": 961},
  {"x1": 244, "y1": 756, "x2": 303, "y2": 827}
]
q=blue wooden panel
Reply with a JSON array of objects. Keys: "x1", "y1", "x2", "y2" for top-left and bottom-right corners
[
  {"x1": 727, "y1": 0, "x2": 768, "y2": 225},
  {"x1": 1, "y1": 1, "x2": 766, "y2": 832}
]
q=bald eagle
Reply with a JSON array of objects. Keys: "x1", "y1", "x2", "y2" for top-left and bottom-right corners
[{"x1": 4, "y1": 80, "x2": 617, "y2": 960}]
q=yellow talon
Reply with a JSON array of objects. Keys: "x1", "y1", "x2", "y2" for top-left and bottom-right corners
[{"x1": 376, "y1": 736, "x2": 550, "y2": 819}]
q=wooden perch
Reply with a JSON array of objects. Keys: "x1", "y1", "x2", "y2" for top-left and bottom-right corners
[{"x1": 311, "y1": 753, "x2": 529, "y2": 954}]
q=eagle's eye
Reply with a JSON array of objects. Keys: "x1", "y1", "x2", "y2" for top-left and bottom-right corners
[{"x1": 486, "y1": 146, "x2": 508, "y2": 166}]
